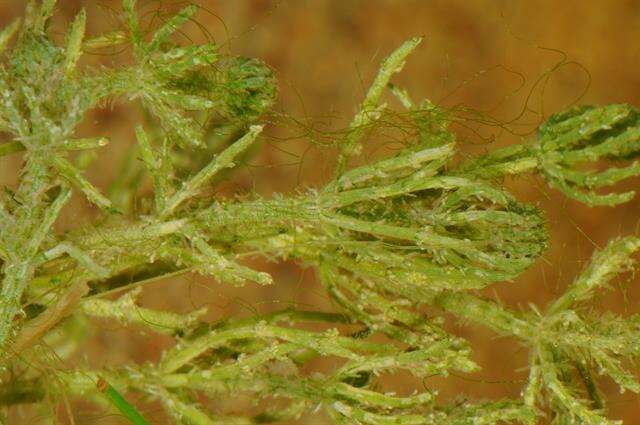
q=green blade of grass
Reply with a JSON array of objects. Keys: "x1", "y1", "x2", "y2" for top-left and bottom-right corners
[{"x1": 98, "y1": 378, "x2": 151, "y2": 425}]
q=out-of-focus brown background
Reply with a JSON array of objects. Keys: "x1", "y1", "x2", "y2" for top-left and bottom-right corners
[{"x1": 2, "y1": 1, "x2": 640, "y2": 423}]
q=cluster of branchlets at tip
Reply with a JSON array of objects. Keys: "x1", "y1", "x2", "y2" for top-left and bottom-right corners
[{"x1": 1, "y1": 1, "x2": 640, "y2": 424}]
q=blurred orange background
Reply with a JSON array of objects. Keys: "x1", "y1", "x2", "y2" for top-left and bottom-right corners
[{"x1": 2, "y1": 1, "x2": 640, "y2": 423}]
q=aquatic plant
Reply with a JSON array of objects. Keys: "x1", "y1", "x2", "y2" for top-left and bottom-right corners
[{"x1": 1, "y1": 1, "x2": 640, "y2": 423}]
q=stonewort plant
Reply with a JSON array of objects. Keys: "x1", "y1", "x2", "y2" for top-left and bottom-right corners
[{"x1": 1, "y1": 1, "x2": 640, "y2": 424}]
